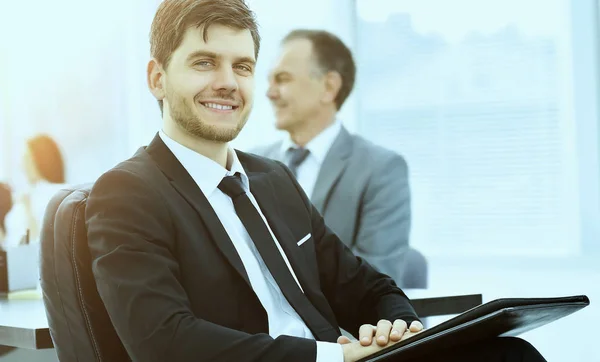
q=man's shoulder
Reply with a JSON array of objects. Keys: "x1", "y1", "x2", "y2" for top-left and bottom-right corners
[
  {"x1": 109, "y1": 147, "x2": 154, "y2": 175},
  {"x1": 90, "y1": 148, "x2": 159, "y2": 196},
  {"x1": 236, "y1": 149, "x2": 286, "y2": 175},
  {"x1": 248, "y1": 140, "x2": 283, "y2": 159},
  {"x1": 348, "y1": 133, "x2": 407, "y2": 166}
]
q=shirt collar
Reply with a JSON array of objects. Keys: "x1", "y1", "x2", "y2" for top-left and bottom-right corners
[
  {"x1": 281, "y1": 119, "x2": 343, "y2": 164},
  {"x1": 159, "y1": 131, "x2": 249, "y2": 197}
]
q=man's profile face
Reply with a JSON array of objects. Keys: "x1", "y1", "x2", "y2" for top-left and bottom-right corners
[
  {"x1": 161, "y1": 24, "x2": 256, "y2": 142},
  {"x1": 267, "y1": 39, "x2": 326, "y2": 132}
]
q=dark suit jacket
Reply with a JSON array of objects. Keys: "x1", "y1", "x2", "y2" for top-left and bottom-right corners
[{"x1": 86, "y1": 134, "x2": 418, "y2": 362}]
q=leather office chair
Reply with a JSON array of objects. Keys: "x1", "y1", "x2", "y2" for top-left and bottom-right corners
[
  {"x1": 401, "y1": 248, "x2": 428, "y2": 289},
  {"x1": 40, "y1": 184, "x2": 129, "y2": 361},
  {"x1": 40, "y1": 184, "x2": 479, "y2": 361}
]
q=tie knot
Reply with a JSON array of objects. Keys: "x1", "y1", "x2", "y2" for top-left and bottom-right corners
[
  {"x1": 288, "y1": 147, "x2": 310, "y2": 168},
  {"x1": 218, "y1": 173, "x2": 246, "y2": 199}
]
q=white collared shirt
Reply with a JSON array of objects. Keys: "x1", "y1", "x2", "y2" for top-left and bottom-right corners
[
  {"x1": 159, "y1": 131, "x2": 342, "y2": 362},
  {"x1": 281, "y1": 120, "x2": 343, "y2": 198}
]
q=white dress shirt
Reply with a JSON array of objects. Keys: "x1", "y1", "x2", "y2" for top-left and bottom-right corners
[
  {"x1": 159, "y1": 131, "x2": 343, "y2": 362},
  {"x1": 281, "y1": 120, "x2": 343, "y2": 198}
]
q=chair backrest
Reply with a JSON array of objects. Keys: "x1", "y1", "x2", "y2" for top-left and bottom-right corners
[
  {"x1": 401, "y1": 248, "x2": 428, "y2": 289},
  {"x1": 40, "y1": 184, "x2": 130, "y2": 362}
]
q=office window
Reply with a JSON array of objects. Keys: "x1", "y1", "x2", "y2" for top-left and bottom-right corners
[{"x1": 355, "y1": 0, "x2": 580, "y2": 256}]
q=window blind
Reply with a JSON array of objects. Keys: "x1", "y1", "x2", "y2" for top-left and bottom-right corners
[{"x1": 355, "y1": 1, "x2": 578, "y2": 256}]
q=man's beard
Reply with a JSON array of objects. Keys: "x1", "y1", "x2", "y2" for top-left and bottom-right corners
[{"x1": 167, "y1": 88, "x2": 248, "y2": 142}]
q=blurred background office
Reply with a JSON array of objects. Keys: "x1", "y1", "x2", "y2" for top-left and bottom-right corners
[
  {"x1": 0, "y1": 0, "x2": 598, "y2": 361},
  {"x1": 2, "y1": 135, "x2": 67, "y2": 247}
]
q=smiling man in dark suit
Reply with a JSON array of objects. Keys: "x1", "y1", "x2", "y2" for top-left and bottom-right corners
[{"x1": 85, "y1": 0, "x2": 546, "y2": 361}]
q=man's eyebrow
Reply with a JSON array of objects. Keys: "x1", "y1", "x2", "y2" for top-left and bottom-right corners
[
  {"x1": 272, "y1": 70, "x2": 291, "y2": 79},
  {"x1": 186, "y1": 50, "x2": 218, "y2": 62},
  {"x1": 186, "y1": 51, "x2": 256, "y2": 66}
]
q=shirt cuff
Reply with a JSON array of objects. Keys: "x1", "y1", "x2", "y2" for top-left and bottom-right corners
[{"x1": 316, "y1": 341, "x2": 344, "y2": 362}]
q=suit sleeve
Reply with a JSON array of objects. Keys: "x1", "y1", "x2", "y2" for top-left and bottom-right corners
[
  {"x1": 276, "y1": 162, "x2": 419, "y2": 337},
  {"x1": 351, "y1": 153, "x2": 411, "y2": 284},
  {"x1": 86, "y1": 168, "x2": 316, "y2": 362}
]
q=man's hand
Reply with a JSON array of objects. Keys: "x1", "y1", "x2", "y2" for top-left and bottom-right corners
[
  {"x1": 337, "y1": 320, "x2": 424, "y2": 346},
  {"x1": 337, "y1": 320, "x2": 424, "y2": 362},
  {"x1": 339, "y1": 340, "x2": 391, "y2": 362}
]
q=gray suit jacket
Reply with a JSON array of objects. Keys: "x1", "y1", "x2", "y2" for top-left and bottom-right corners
[{"x1": 253, "y1": 127, "x2": 411, "y2": 283}]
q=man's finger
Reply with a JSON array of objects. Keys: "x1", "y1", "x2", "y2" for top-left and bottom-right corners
[
  {"x1": 390, "y1": 319, "x2": 408, "y2": 342},
  {"x1": 359, "y1": 324, "x2": 376, "y2": 346},
  {"x1": 400, "y1": 331, "x2": 417, "y2": 341},
  {"x1": 375, "y1": 319, "x2": 393, "y2": 346},
  {"x1": 337, "y1": 336, "x2": 352, "y2": 345},
  {"x1": 409, "y1": 321, "x2": 424, "y2": 332}
]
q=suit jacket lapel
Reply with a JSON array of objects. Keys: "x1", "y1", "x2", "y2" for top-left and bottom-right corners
[
  {"x1": 146, "y1": 134, "x2": 252, "y2": 288},
  {"x1": 247, "y1": 171, "x2": 316, "y2": 293},
  {"x1": 311, "y1": 127, "x2": 353, "y2": 211}
]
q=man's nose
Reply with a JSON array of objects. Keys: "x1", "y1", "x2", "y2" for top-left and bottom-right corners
[
  {"x1": 212, "y1": 66, "x2": 239, "y2": 92},
  {"x1": 266, "y1": 84, "x2": 278, "y2": 100}
]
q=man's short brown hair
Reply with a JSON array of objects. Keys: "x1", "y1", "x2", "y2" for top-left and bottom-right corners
[
  {"x1": 283, "y1": 30, "x2": 356, "y2": 110},
  {"x1": 150, "y1": 0, "x2": 261, "y2": 112}
]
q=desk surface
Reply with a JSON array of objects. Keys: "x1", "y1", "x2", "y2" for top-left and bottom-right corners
[
  {"x1": 0, "y1": 298, "x2": 52, "y2": 349},
  {"x1": 0, "y1": 289, "x2": 481, "y2": 350}
]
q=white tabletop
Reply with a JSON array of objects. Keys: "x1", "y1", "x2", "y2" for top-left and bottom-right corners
[
  {"x1": 0, "y1": 299, "x2": 48, "y2": 329},
  {"x1": 0, "y1": 295, "x2": 52, "y2": 349}
]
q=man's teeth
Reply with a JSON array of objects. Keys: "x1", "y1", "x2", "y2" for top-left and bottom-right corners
[{"x1": 203, "y1": 103, "x2": 234, "y2": 110}]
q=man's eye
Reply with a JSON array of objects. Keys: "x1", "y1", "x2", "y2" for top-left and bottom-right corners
[
  {"x1": 235, "y1": 65, "x2": 252, "y2": 72},
  {"x1": 194, "y1": 61, "x2": 213, "y2": 67}
]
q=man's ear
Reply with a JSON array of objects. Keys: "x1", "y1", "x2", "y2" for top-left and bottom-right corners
[
  {"x1": 147, "y1": 59, "x2": 166, "y2": 101},
  {"x1": 321, "y1": 71, "x2": 342, "y2": 105}
]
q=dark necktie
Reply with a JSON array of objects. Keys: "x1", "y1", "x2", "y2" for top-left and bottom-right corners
[
  {"x1": 287, "y1": 147, "x2": 310, "y2": 177},
  {"x1": 218, "y1": 173, "x2": 337, "y2": 342}
]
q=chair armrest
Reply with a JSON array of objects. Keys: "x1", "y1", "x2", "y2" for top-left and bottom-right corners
[{"x1": 411, "y1": 294, "x2": 483, "y2": 317}]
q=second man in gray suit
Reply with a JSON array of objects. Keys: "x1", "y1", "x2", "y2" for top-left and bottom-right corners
[{"x1": 254, "y1": 30, "x2": 426, "y2": 287}]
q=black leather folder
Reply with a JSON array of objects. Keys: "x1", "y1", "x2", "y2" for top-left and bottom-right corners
[{"x1": 360, "y1": 295, "x2": 590, "y2": 362}]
